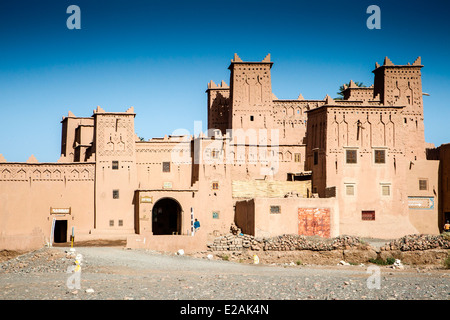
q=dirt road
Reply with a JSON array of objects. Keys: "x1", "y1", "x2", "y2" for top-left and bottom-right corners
[{"x1": 0, "y1": 246, "x2": 448, "y2": 302}]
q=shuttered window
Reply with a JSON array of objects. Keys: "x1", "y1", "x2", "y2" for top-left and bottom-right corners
[
  {"x1": 419, "y1": 179, "x2": 428, "y2": 191},
  {"x1": 374, "y1": 150, "x2": 386, "y2": 164},
  {"x1": 162, "y1": 162, "x2": 170, "y2": 173},
  {"x1": 362, "y1": 211, "x2": 375, "y2": 221},
  {"x1": 346, "y1": 184, "x2": 355, "y2": 196},
  {"x1": 381, "y1": 185, "x2": 390, "y2": 196},
  {"x1": 346, "y1": 150, "x2": 357, "y2": 164},
  {"x1": 270, "y1": 206, "x2": 281, "y2": 214}
]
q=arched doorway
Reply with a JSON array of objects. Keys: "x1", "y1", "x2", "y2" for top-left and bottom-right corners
[{"x1": 152, "y1": 198, "x2": 182, "y2": 235}]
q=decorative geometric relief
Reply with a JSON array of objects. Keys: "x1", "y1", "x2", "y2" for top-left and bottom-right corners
[
  {"x1": 1, "y1": 169, "x2": 11, "y2": 179},
  {"x1": 372, "y1": 120, "x2": 385, "y2": 147},
  {"x1": 33, "y1": 169, "x2": 41, "y2": 179},
  {"x1": 361, "y1": 121, "x2": 371, "y2": 148},
  {"x1": 43, "y1": 169, "x2": 51, "y2": 179},
  {"x1": 81, "y1": 169, "x2": 89, "y2": 179},
  {"x1": 16, "y1": 169, "x2": 26, "y2": 179},
  {"x1": 331, "y1": 120, "x2": 339, "y2": 147},
  {"x1": 116, "y1": 139, "x2": 125, "y2": 151},
  {"x1": 106, "y1": 137, "x2": 115, "y2": 151},
  {"x1": 97, "y1": 116, "x2": 134, "y2": 157},
  {"x1": 285, "y1": 151, "x2": 292, "y2": 161},
  {"x1": 248, "y1": 75, "x2": 262, "y2": 106},
  {"x1": 385, "y1": 121, "x2": 395, "y2": 147},
  {"x1": 71, "y1": 169, "x2": 80, "y2": 179},
  {"x1": 54, "y1": 170, "x2": 62, "y2": 179},
  {"x1": 339, "y1": 120, "x2": 348, "y2": 147}
]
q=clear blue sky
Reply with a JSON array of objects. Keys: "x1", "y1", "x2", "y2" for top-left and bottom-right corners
[{"x1": 1, "y1": 0, "x2": 449, "y2": 162}]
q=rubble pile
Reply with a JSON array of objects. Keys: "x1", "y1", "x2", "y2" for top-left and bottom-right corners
[
  {"x1": 381, "y1": 234, "x2": 450, "y2": 251},
  {"x1": 207, "y1": 233, "x2": 364, "y2": 252},
  {"x1": 208, "y1": 233, "x2": 258, "y2": 251},
  {"x1": 0, "y1": 247, "x2": 72, "y2": 274}
]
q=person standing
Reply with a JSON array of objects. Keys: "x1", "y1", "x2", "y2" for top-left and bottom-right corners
[
  {"x1": 194, "y1": 219, "x2": 200, "y2": 233},
  {"x1": 444, "y1": 220, "x2": 450, "y2": 233}
]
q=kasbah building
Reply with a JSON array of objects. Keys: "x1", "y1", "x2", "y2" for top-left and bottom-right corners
[{"x1": 1, "y1": 53, "x2": 450, "y2": 253}]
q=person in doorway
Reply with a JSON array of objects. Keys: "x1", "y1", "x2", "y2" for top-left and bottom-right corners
[
  {"x1": 194, "y1": 219, "x2": 200, "y2": 233},
  {"x1": 444, "y1": 220, "x2": 450, "y2": 233}
]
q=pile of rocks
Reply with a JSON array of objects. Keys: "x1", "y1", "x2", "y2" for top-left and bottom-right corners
[
  {"x1": 380, "y1": 234, "x2": 450, "y2": 251},
  {"x1": 208, "y1": 233, "x2": 262, "y2": 251},
  {"x1": 229, "y1": 222, "x2": 241, "y2": 235},
  {"x1": 0, "y1": 247, "x2": 72, "y2": 274},
  {"x1": 263, "y1": 234, "x2": 331, "y2": 251},
  {"x1": 207, "y1": 233, "x2": 364, "y2": 252},
  {"x1": 331, "y1": 235, "x2": 366, "y2": 250}
]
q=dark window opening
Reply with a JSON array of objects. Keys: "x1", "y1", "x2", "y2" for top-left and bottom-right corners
[
  {"x1": 362, "y1": 211, "x2": 375, "y2": 221},
  {"x1": 162, "y1": 162, "x2": 170, "y2": 173},
  {"x1": 419, "y1": 179, "x2": 428, "y2": 191},
  {"x1": 374, "y1": 150, "x2": 386, "y2": 164},
  {"x1": 112, "y1": 161, "x2": 119, "y2": 170},
  {"x1": 113, "y1": 189, "x2": 119, "y2": 199},
  {"x1": 270, "y1": 206, "x2": 281, "y2": 214},
  {"x1": 346, "y1": 150, "x2": 357, "y2": 164},
  {"x1": 313, "y1": 151, "x2": 318, "y2": 165},
  {"x1": 250, "y1": 115, "x2": 254, "y2": 121}
]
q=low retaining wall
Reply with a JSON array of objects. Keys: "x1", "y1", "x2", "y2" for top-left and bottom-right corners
[
  {"x1": 0, "y1": 230, "x2": 45, "y2": 251},
  {"x1": 207, "y1": 233, "x2": 450, "y2": 266},
  {"x1": 126, "y1": 231, "x2": 208, "y2": 254},
  {"x1": 212, "y1": 249, "x2": 378, "y2": 265},
  {"x1": 210, "y1": 247, "x2": 449, "y2": 266}
]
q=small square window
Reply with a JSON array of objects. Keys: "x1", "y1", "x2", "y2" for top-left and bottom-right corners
[
  {"x1": 419, "y1": 179, "x2": 428, "y2": 191},
  {"x1": 212, "y1": 211, "x2": 219, "y2": 219},
  {"x1": 109, "y1": 220, "x2": 114, "y2": 227},
  {"x1": 211, "y1": 150, "x2": 219, "y2": 159},
  {"x1": 294, "y1": 153, "x2": 301, "y2": 163},
  {"x1": 374, "y1": 150, "x2": 386, "y2": 164},
  {"x1": 112, "y1": 161, "x2": 119, "y2": 170},
  {"x1": 113, "y1": 189, "x2": 119, "y2": 199},
  {"x1": 270, "y1": 205, "x2": 281, "y2": 214},
  {"x1": 345, "y1": 184, "x2": 355, "y2": 196},
  {"x1": 362, "y1": 211, "x2": 375, "y2": 221},
  {"x1": 346, "y1": 150, "x2": 357, "y2": 164},
  {"x1": 212, "y1": 182, "x2": 219, "y2": 190},
  {"x1": 162, "y1": 162, "x2": 170, "y2": 173},
  {"x1": 381, "y1": 185, "x2": 390, "y2": 196},
  {"x1": 118, "y1": 220, "x2": 123, "y2": 227}
]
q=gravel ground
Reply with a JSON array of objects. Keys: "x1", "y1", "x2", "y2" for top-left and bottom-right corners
[{"x1": 0, "y1": 246, "x2": 449, "y2": 302}]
